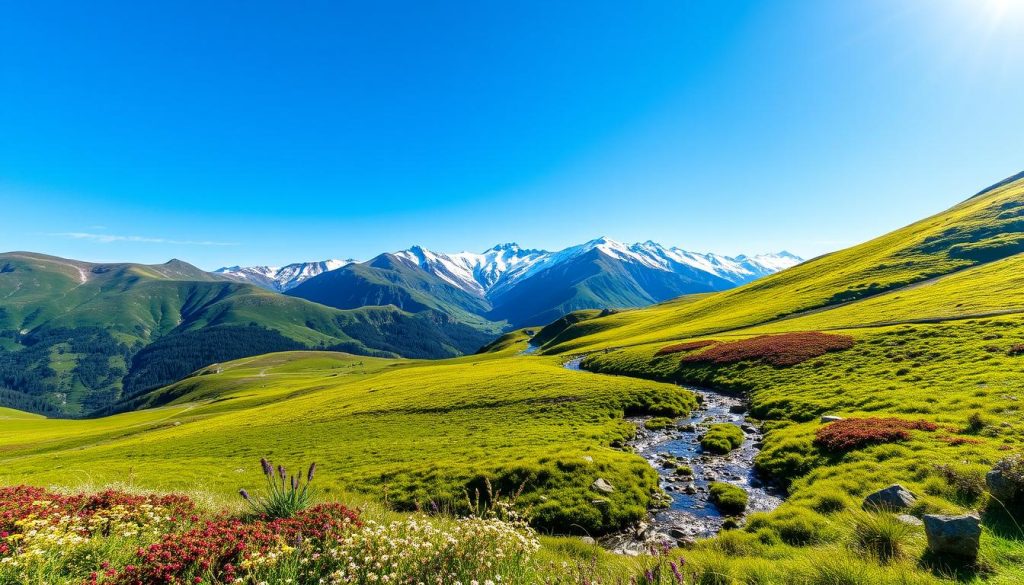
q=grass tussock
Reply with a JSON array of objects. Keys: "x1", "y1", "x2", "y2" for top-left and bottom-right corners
[
  {"x1": 709, "y1": 482, "x2": 748, "y2": 515},
  {"x1": 701, "y1": 423, "x2": 745, "y2": 454}
]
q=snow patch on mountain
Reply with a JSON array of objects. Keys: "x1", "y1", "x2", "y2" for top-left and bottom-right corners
[
  {"x1": 215, "y1": 259, "x2": 356, "y2": 291},
  {"x1": 222, "y1": 240, "x2": 801, "y2": 296},
  {"x1": 394, "y1": 238, "x2": 801, "y2": 297}
]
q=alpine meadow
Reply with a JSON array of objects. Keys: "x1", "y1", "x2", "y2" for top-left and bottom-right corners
[{"x1": 3, "y1": 2, "x2": 1024, "y2": 584}]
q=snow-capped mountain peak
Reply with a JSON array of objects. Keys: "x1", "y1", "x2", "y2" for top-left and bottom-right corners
[
  {"x1": 220, "y1": 241, "x2": 801, "y2": 297},
  {"x1": 215, "y1": 259, "x2": 356, "y2": 291}
]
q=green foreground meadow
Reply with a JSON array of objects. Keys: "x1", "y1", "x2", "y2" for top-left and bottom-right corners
[{"x1": 2, "y1": 176, "x2": 1024, "y2": 583}]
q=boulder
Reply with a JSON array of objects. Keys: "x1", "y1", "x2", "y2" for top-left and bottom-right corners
[
  {"x1": 897, "y1": 514, "x2": 923, "y2": 526},
  {"x1": 986, "y1": 455, "x2": 1023, "y2": 503},
  {"x1": 923, "y1": 514, "x2": 981, "y2": 560},
  {"x1": 863, "y1": 484, "x2": 916, "y2": 511},
  {"x1": 580, "y1": 536, "x2": 596, "y2": 545},
  {"x1": 591, "y1": 478, "x2": 615, "y2": 494},
  {"x1": 821, "y1": 415, "x2": 844, "y2": 423}
]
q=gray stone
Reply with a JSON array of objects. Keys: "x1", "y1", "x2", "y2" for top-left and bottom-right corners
[
  {"x1": 923, "y1": 514, "x2": 981, "y2": 559},
  {"x1": 863, "y1": 484, "x2": 916, "y2": 511},
  {"x1": 987, "y1": 456, "x2": 1023, "y2": 503},
  {"x1": 591, "y1": 478, "x2": 615, "y2": 494},
  {"x1": 821, "y1": 415, "x2": 844, "y2": 423},
  {"x1": 591, "y1": 498, "x2": 610, "y2": 507},
  {"x1": 897, "y1": 514, "x2": 924, "y2": 526},
  {"x1": 580, "y1": 536, "x2": 596, "y2": 545}
]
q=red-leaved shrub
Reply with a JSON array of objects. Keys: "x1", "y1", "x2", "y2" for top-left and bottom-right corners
[
  {"x1": 680, "y1": 332, "x2": 855, "y2": 366},
  {"x1": 655, "y1": 340, "x2": 718, "y2": 356},
  {"x1": 941, "y1": 436, "x2": 984, "y2": 446},
  {"x1": 814, "y1": 417, "x2": 938, "y2": 452},
  {"x1": 112, "y1": 503, "x2": 361, "y2": 584}
]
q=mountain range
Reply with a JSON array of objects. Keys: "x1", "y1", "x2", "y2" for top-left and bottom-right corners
[
  {"x1": 0, "y1": 240, "x2": 797, "y2": 417},
  {"x1": 223, "y1": 238, "x2": 801, "y2": 327}
]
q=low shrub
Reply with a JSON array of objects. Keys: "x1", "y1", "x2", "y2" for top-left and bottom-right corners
[
  {"x1": 655, "y1": 339, "x2": 718, "y2": 356},
  {"x1": 709, "y1": 482, "x2": 748, "y2": 515},
  {"x1": 680, "y1": 332, "x2": 855, "y2": 367},
  {"x1": 1008, "y1": 343, "x2": 1024, "y2": 356},
  {"x1": 701, "y1": 423, "x2": 745, "y2": 454},
  {"x1": 941, "y1": 436, "x2": 984, "y2": 446},
  {"x1": 850, "y1": 511, "x2": 914, "y2": 562},
  {"x1": 814, "y1": 417, "x2": 938, "y2": 452},
  {"x1": 932, "y1": 464, "x2": 986, "y2": 505}
]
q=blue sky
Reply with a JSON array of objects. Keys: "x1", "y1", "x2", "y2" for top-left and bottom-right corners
[{"x1": 2, "y1": 0, "x2": 1023, "y2": 270}]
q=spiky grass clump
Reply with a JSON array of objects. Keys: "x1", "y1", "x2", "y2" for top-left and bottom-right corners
[
  {"x1": 849, "y1": 512, "x2": 914, "y2": 562},
  {"x1": 239, "y1": 458, "x2": 318, "y2": 519}
]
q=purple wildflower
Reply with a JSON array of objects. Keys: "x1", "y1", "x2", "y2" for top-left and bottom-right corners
[
  {"x1": 239, "y1": 489, "x2": 250, "y2": 501},
  {"x1": 670, "y1": 561, "x2": 683, "y2": 584},
  {"x1": 260, "y1": 458, "x2": 273, "y2": 476},
  {"x1": 307, "y1": 462, "x2": 317, "y2": 482}
]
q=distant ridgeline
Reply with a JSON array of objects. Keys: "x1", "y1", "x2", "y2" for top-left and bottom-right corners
[
  {"x1": 0, "y1": 253, "x2": 494, "y2": 417},
  {"x1": 0, "y1": 241, "x2": 799, "y2": 417}
]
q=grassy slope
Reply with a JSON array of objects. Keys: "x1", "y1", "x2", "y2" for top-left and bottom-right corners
[
  {"x1": 0, "y1": 253, "x2": 497, "y2": 415},
  {"x1": 0, "y1": 349, "x2": 695, "y2": 535},
  {"x1": 535, "y1": 175, "x2": 1024, "y2": 583},
  {"x1": 540, "y1": 176, "x2": 1024, "y2": 355}
]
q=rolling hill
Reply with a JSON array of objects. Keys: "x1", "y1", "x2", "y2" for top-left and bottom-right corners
[{"x1": 0, "y1": 252, "x2": 493, "y2": 416}]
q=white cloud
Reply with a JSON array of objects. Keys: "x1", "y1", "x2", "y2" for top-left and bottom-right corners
[{"x1": 48, "y1": 232, "x2": 239, "y2": 246}]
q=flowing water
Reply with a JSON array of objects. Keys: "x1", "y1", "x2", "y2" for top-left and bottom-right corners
[{"x1": 562, "y1": 356, "x2": 783, "y2": 554}]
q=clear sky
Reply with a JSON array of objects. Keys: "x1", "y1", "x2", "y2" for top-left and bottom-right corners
[{"x1": 2, "y1": 0, "x2": 1023, "y2": 270}]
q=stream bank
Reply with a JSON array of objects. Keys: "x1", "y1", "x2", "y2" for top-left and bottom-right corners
[{"x1": 562, "y1": 356, "x2": 783, "y2": 554}]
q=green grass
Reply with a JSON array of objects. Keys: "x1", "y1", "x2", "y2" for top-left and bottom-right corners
[
  {"x1": 701, "y1": 423, "x2": 745, "y2": 454},
  {"x1": 0, "y1": 351, "x2": 695, "y2": 535},
  {"x1": 709, "y1": 482, "x2": 748, "y2": 515},
  {"x1": 3, "y1": 173, "x2": 1024, "y2": 582}
]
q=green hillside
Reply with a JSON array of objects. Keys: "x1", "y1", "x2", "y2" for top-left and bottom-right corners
[
  {"x1": 0, "y1": 350, "x2": 694, "y2": 536},
  {"x1": 3, "y1": 173, "x2": 1024, "y2": 582},
  {"x1": 536, "y1": 174, "x2": 1024, "y2": 355},
  {"x1": 0, "y1": 253, "x2": 494, "y2": 416},
  {"x1": 287, "y1": 253, "x2": 502, "y2": 331}
]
